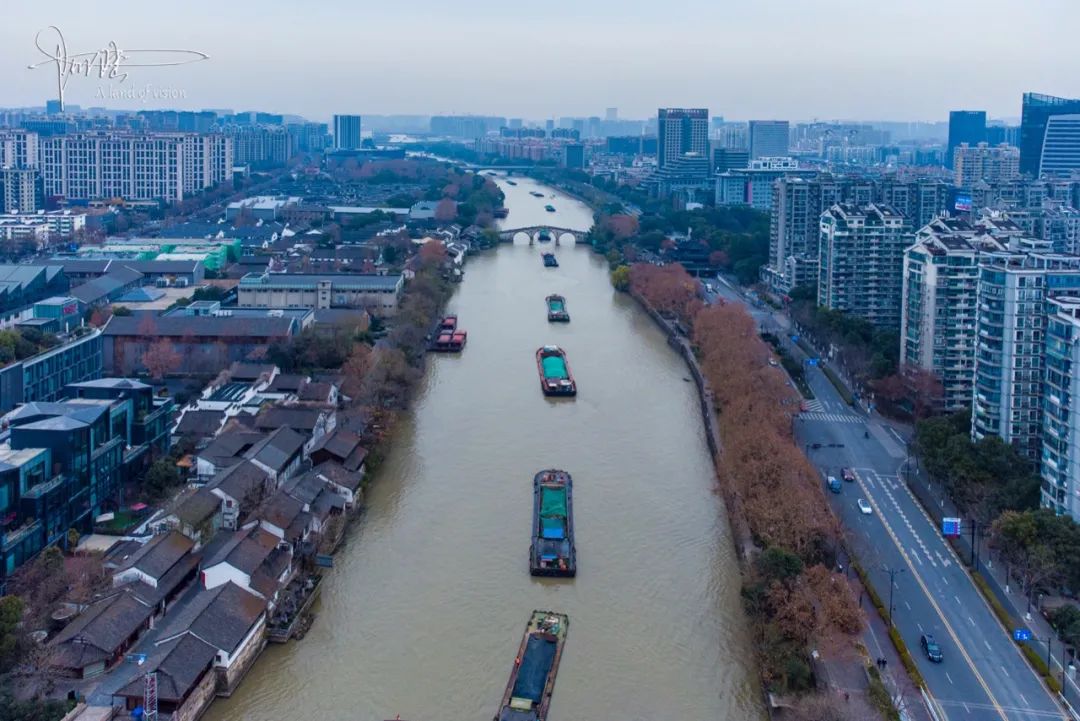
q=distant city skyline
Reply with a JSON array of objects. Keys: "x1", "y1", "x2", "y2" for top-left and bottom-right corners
[{"x1": 2, "y1": 0, "x2": 1077, "y2": 122}]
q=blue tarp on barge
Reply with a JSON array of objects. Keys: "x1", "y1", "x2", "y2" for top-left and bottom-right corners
[{"x1": 511, "y1": 635, "x2": 557, "y2": 703}]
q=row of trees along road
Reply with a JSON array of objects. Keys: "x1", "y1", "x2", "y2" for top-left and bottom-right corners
[{"x1": 627, "y1": 262, "x2": 864, "y2": 713}]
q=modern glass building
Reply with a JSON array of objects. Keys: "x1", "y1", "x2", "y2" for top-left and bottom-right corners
[
  {"x1": 947, "y1": 111, "x2": 986, "y2": 169},
  {"x1": 1019, "y1": 93, "x2": 1080, "y2": 177}
]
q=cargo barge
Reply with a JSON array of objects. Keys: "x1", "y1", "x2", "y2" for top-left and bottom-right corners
[
  {"x1": 530, "y1": 469, "x2": 575, "y2": 577},
  {"x1": 494, "y1": 611, "x2": 569, "y2": 721},
  {"x1": 428, "y1": 316, "x2": 467, "y2": 352},
  {"x1": 545, "y1": 295, "x2": 569, "y2": 323},
  {"x1": 541, "y1": 252, "x2": 558, "y2": 268},
  {"x1": 536, "y1": 346, "x2": 576, "y2": 396}
]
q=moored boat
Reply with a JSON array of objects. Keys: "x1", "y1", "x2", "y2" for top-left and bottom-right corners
[
  {"x1": 530, "y1": 470, "x2": 575, "y2": 577},
  {"x1": 530, "y1": 191, "x2": 544, "y2": 197},
  {"x1": 495, "y1": 611, "x2": 569, "y2": 721},
  {"x1": 537, "y1": 230, "x2": 551, "y2": 243},
  {"x1": 439, "y1": 315, "x2": 457, "y2": 332},
  {"x1": 545, "y1": 295, "x2": 569, "y2": 322},
  {"x1": 507, "y1": 180, "x2": 518, "y2": 186},
  {"x1": 541, "y1": 252, "x2": 558, "y2": 268},
  {"x1": 544, "y1": 204, "x2": 556, "y2": 212},
  {"x1": 536, "y1": 345, "x2": 575, "y2": 396},
  {"x1": 430, "y1": 330, "x2": 467, "y2": 352}
]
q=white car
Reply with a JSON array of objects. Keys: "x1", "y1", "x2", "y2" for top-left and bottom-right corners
[
  {"x1": 857, "y1": 498, "x2": 873, "y2": 515},
  {"x1": 768, "y1": 359, "x2": 779, "y2": 367}
]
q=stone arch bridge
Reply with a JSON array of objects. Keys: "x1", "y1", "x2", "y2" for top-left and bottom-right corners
[{"x1": 497, "y1": 226, "x2": 588, "y2": 245}]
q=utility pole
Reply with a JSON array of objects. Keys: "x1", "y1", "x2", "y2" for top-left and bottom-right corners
[{"x1": 882, "y1": 564, "x2": 906, "y2": 627}]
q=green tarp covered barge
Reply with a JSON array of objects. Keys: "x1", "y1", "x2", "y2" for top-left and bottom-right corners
[
  {"x1": 535, "y1": 345, "x2": 576, "y2": 397},
  {"x1": 495, "y1": 611, "x2": 569, "y2": 721},
  {"x1": 530, "y1": 469, "x2": 576, "y2": 577},
  {"x1": 545, "y1": 295, "x2": 570, "y2": 323}
]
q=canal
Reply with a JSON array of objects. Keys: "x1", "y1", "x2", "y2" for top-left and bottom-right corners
[{"x1": 204, "y1": 173, "x2": 763, "y2": 721}]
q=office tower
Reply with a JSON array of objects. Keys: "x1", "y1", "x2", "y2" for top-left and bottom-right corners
[
  {"x1": 1039, "y1": 115, "x2": 1080, "y2": 176},
  {"x1": 1042, "y1": 297, "x2": 1080, "y2": 517},
  {"x1": 545, "y1": 119, "x2": 555, "y2": 133},
  {"x1": 40, "y1": 133, "x2": 186, "y2": 202},
  {"x1": 562, "y1": 143, "x2": 585, "y2": 170},
  {"x1": 900, "y1": 216, "x2": 1021, "y2": 412},
  {"x1": 333, "y1": 114, "x2": 363, "y2": 150},
  {"x1": 1020, "y1": 93, "x2": 1080, "y2": 176},
  {"x1": 953, "y1": 143, "x2": 1020, "y2": 188},
  {"x1": 712, "y1": 147, "x2": 749, "y2": 173},
  {"x1": 987, "y1": 124, "x2": 1020, "y2": 147},
  {"x1": 657, "y1": 108, "x2": 708, "y2": 169},
  {"x1": 972, "y1": 251, "x2": 1080, "y2": 459},
  {"x1": 2, "y1": 168, "x2": 41, "y2": 212},
  {"x1": 748, "y1": 120, "x2": 789, "y2": 159},
  {"x1": 715, "y1": 158, "x2": 815, "y2": 211},
  {"x1": 45, "y1": 100, "x2": 62, "y2": 115},
  {"x1": 946, "y1": 111, "x2": 987, "y2": 169},
  {"x1": 817, "y1": 203, "x2": 910, "y2": 328},
  {"x1": 605, "y1": 108, "x2": 618, "y2": 121}
]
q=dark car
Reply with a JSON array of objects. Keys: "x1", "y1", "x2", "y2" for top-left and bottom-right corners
[
  {"x1": 920, "y1": 633, "x2": 943, "y2": 662},
  {"x1": 841, "y1": 468, "x2": 855, "y2": 482}
]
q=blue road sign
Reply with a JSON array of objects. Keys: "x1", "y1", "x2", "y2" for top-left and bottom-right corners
[
  {"x1": 806, "y1": 358, "x2": 819, "y2": 366},
  {"x1": 1014, "y1": 628, "x2": 1032, "y2": 641},
  {"x1": 942, "y1": 517, "x2": 962, "y2": 537}
]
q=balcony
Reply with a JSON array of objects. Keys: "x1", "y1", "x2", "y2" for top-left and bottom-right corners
[{"x1": 2, "y1": 518, "x2": 42, "y2": 552}]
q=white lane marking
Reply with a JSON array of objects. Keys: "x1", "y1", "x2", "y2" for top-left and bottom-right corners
[
  {"x1": 985, "y1": 639, "x2": 992, "y2": 650},
  {"x1": 918, "y1": 622, "x2": 925, "y2": 632},
  {"x1": 910, "y1": 546, "x2": 924, "y2": 565},
  {"x1": 1020, "y1": 693, "x2": 1028, "y2": 705},
  {"x1": 905, "y1": 601, "x2": 912, "y2": 611},
  {"x1": 955, "y1": 595, "x2": 962, "y2": 605},
  {"x1": 968, "y1": 615, "x2": 976, "y2": 627},
  {"x1": 946, "y1": 671, "x2": 955, "y2": 685},
  {"x1": 1002, "y1": 665, "x2": 1010, "y2": 678}
]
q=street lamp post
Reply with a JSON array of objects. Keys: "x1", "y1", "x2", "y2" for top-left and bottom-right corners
[{"x1": 882, "y1": 565, "x2": 906, "y2": 627}]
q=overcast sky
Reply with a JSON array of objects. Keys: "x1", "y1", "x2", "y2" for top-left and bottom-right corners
[{"x1": 2, "y1": 0, "x2": 1077, "y2": 123}]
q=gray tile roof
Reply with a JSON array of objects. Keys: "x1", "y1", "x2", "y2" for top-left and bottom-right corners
[
  {"x1": 202, "y1": 526, "x2": 279, "y2": 576},
  {"x1": 115, "y1": 633, "x2": 216, "y2": 702},
  {"x1": 254, "y1": 406, "x2": 324, "y2": 433},
  {"x1": 175, "y1": 409, "x2": 226, "y2": 438},
  {"x1": 155, "y1": 581, "x2": 266, "y2": 655},
  {"x1": 49, "y1": 590, "x2": 154, "y2": 670},
  {"x1": 229, "y1": 362, "x2": 277, "y2": 382},
  {"x1": 251, "y1": 426, "x2": 305, "y2": 472},
  {"x1": 104, "y1": 315, "x2": 297, "y2": 339},
  {"x1": 116, "y1": 531, "x2": 194, "y2": 580},
  {"x1": 207, "y1": 460, "x2": 270, "y2": 503}
]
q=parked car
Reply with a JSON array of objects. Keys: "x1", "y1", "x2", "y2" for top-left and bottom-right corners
[
  {"x1": 827, "y1": 476, "x2": 841, "y2": 494},
  {"x1": 841, "y1": 467, "x2": 855, "y2": 482},
  {"x1": 768, "y1": 359, "x2": 779, "y2": 367},
  {"x1": 920, "y1": 633, "x2": 943, "y2": 662},
  {"x1": 857, "y1": 498, "x2": 873, "y2": 515}
]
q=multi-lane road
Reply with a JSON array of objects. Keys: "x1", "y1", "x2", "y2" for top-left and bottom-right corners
[{"x1": 712, "y1": 277, "x2": 1067, "y2": 720}]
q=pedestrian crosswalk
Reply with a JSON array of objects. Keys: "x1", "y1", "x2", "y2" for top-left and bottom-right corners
[
  {"x1": 803, "y1": 399, "x2": 825, "y2": 413},
  {"x1": 800, "y1": 412, "x2": 862, "y2": 424}
]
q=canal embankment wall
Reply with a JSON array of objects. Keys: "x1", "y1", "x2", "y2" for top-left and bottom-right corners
[{"x1": 628, "y1": 290, "x2": 760, "y2": 566}]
